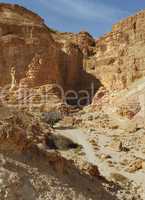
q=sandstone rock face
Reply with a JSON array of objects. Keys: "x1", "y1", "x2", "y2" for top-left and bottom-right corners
[
  {"x1": 52, "y1": 11, "x2": 145, "y2": 94},
  {"x1": 0, "y1": 106, "x2": 51, "y2": 152},
  {"x1": 85, "y1": 10, "x2": 145, "y2": 91},
  {"x1": 0, "y1": 3, "x2": 83, "y2": 91},
  {"x1": 52, "y1": 31, "x2": 96, "y2": 58},
  {"x1": 2, "y1": 3, "x2": 145, "y2": 100}
]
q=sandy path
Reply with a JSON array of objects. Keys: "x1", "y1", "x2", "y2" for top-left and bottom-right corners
[
  {"x1": 55, "y1": 128, "x2": 113, "y2": 178},
  {"x1": 55, "y1": 128, "x2": 97, "y2": 164},
  {"x1": 55, "y1": 127, "x2": 145, "y2": 197}
]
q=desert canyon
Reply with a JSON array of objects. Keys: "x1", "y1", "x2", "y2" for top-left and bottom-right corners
[{"x1": 1, "y1": 3, "x2": 145, "y2": 200}]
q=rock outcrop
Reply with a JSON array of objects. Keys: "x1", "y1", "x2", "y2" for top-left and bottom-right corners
[
  {"x1": 54, "y1": 10, "x2": 145, "y2": 93},
  {"x1": 0, "y1": 3, "x2": 83, "y2": 92},
  {"x1": 84, "y1": 10, "x2": 145, "y2": 91},
  {"x1": 50, "y1": 10, "x2": 145, "y2": 97},
  {"x1": 0, "y1": 105, "x2": 118, "y2": 200},
  {"x1": 52, "y1": 31, "x2": 96, "y2": 57},
  {"x1": 1, "y1": 3, "x2": 145, "y2": 101}
]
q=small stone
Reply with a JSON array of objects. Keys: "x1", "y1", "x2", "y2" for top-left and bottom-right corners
[
  {"x1": 127, "y1": 159, "x2": 143, "y2": 173},
  {"x1": 100, "y1": 154, "x2": 111, "y2": 160},
  {"x1": 90, "y1": 139, "x2": 97, "y2": 145},
  {"x1": 87, "y1": 165, "x2": 100, "y2": 177},
  {"x1": 87, "y1": 115, "x2": 93, "y2": 121},
  {"x1": 94, "y1": 146, "x2": 99, "y2": 150},
  {"x1": 89, "y1": 128, "x2": 95, "y2": 132},
  {"x1": 110, "y1": 173, "x2": 128, "y2": 184},
  {"x1": 109, "y1": 141, "x2": 122, "y2": 152},
  {"x1": 120, "y1": 159, "x2": 129, "y2": 166},
  {"x1": 109, "y1": 124, "x2": 119, "y2": 129}
]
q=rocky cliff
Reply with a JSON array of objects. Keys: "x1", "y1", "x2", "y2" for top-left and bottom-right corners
[
  {"x1": 0, "y1": 3, "x2": 83, "y2": 92},
  {"x1": 52, "y1": 10, "x2": 145, "y2": 93},
  {"x1": 1, "y1": 3, "x2": 145, "y2": 97},
  {"x1": 84, "y1": 11, "x2": 145, "y2": 91}
]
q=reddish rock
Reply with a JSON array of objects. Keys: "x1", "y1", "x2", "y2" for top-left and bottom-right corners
[{"x1": 0, "y1": 3, "x2": 83, "y2": 92}]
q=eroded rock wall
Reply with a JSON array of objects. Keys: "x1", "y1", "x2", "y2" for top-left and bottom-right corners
[
  {"x1": 0, "y1": 3, "x2": 83, "y2": 91},
  {"x1": 85, "y1": 11, "x2": 145, "y2": 91}
]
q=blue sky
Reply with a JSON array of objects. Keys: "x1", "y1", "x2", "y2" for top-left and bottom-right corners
[{"x1": 1, "y1": 0, "x2": 145, "y2": 37}]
